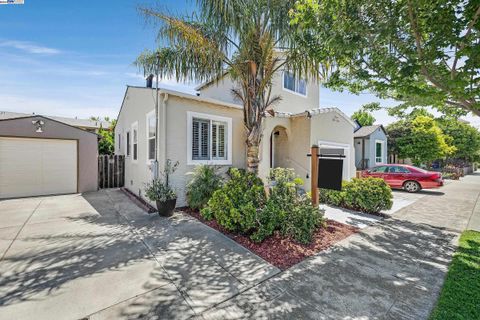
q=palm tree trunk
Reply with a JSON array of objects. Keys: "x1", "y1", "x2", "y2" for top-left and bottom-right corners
[{"x1": 246, "y1": 142, "x2": 260, "y2": 173}]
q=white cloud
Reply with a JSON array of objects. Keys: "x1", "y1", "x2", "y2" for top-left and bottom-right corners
[{"x1": 0, "y1": 40, "x2": 61, "y2": 55}]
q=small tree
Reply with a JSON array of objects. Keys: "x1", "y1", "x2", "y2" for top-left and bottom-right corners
[
  {"x1": 388, "y1": 115, "x2": 455, "y2": 166},
  {"x1": 92, "y1": 117, "x2": 115, "y2": 155},
  {"x1": 352, "y1": 108, "x2": 376, "y2": 126}
]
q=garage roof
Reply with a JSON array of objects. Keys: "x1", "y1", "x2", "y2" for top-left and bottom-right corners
[{"x1": 0, "y1": 111, "x2": 110, "y2": 130}]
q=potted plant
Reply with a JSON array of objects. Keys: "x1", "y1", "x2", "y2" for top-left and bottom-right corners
[{"x1": 145, "y1": 160, "x2": 179, "y2": 217}]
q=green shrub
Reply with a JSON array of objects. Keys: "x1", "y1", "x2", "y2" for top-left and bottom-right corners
[
  {"x1": 281, "y1": 195, "x2": 323, "y2": 244},
  {"x1": 253, "y1": 168, "x2": 324, "y2": 243},
  {"x1": 186, "y1": 165, "x2": 223, "y2": 209},
  {"x1": 320, "y1": 178, "x2": 392, "y2": 214},
  {"x1": 201, "y1": 168, "x2": 266, "y2": 232},
  {"x1": 202, "y1": 167, "x2": 325, "y2": 244}
]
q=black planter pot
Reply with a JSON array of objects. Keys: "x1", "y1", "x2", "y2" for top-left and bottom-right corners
[{"x1": 156, "y1": 198, "x2": 177, "y2": 217}]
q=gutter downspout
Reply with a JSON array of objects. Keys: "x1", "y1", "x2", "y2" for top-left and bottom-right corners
[
  {"x1": 362, "y1": 138, "x2": 366, "y2": 169},
  {"x1": 160, "y1": 93, "x2": 168, "y2": 173},
  {"x1": 153, "y1": 55, "x2": 160, "y2": 179}
]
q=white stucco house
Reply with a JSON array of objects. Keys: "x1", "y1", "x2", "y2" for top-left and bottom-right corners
[{"x1": 114, "y1": 70, "x2": 356, "y2": 206}]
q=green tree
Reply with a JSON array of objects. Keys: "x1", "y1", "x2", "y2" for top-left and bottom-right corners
[
  {"x1": 92, "y1": 117, "x2": 115, "y2": 155},
  {"x1": 352, "y1": 106, "x2": 376, "y2": 126},
  {"x1": 290, "y1": 0, "x2": 480, "y2": 117},
  {"x1": 437, "y1": 117, "x2": 480, "y2": 162},
  {"x1": 135, "y1": 0, "x2": 321, "y2": 173},
  {"x1": 387, "y1": 115, "x2": 456, "y2": 166}
]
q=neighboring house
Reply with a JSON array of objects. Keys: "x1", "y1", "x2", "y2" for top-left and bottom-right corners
[
  {"x1": 353, "y1": 124, "x2": 388, "y2": 170},
  {"x1": 0, "y1": 111, "x2": 110, "y2": 133},
  {"x1": 0, "y1": 115, "x2": 99, "y2": 199},
  {"x1": 115, "y1": 70, "x2": 356, "y2": 207}
]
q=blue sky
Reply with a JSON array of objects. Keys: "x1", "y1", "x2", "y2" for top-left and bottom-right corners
[{"x1": 0, "y1": 1, "x2": 476, "y2": 126}]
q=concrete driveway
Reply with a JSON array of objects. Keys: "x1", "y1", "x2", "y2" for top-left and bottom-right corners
[{"x1": 0, "y1": 190, "x2": 279, "y2": 320}]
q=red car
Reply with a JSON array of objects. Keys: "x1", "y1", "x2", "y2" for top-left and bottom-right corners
[{"x1": 362, "y1": 164, "x2": 444, "y2": 193}]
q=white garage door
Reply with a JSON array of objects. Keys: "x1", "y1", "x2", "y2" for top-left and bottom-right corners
[{"x1": 0, "y1": 137, "x2": 77, "y2": 199}]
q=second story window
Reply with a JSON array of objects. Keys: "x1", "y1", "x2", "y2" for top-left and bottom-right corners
[{"x1": 283, "y1": 71, "x2": 307, "y2": 96}]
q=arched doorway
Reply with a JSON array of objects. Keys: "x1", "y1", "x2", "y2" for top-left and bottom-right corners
[{"x1": 270, "y1": 126, "x2": 288, "y2": 168}]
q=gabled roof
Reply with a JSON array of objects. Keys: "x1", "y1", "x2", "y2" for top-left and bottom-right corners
[
  {"x1": 0, "y1": 115, "x2": 100, "y2": 136},
  {"x1": 0, "y1": 111, "x2": 110, "y2": 129},
  {"x1": 194, "y1": 72, "x2": 229, "y2": 91},
  {"x1": 275, "y1": 107, "x2": 357, "y2": 128},
  {"x1": 115, "y1": 85, "x2": 243, "y2": 128},
  {"x1": 353, "y1": 124, "x2": 387, "y2": 138}
]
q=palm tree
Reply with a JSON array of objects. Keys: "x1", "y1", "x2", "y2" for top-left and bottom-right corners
[{"x1": 135, "y1": 0, "x2": 322, "y2": 173}]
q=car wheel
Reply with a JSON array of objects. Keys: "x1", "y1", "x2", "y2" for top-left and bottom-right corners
[{"x1": 404, "y1": 181, "x2": 421, "y2": 193}]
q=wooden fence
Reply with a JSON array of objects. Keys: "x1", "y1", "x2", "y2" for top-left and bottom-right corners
[{"x1": 98, "y1": 155, "x2": 125, "y2": 189}]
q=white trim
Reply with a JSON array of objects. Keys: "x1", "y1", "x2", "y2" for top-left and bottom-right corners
[
  {"x1": 317, "y1": 140, "x2": 351, "y2": 180},
  {"x1": 282, "y1": 71, "x2": 307, "y2": 97},
  {"x1": 145, "y1": 109, "x2": 156, "y2": 165},
  {"x1": 187, "y1": 111, "x2": 233, "y2": 165},
  {"x1": 131, "y1": 121, "x2": 138, "y2": 163},
  {"x1": 375, "y1": 139, "x2": 384, "y2": 164}
]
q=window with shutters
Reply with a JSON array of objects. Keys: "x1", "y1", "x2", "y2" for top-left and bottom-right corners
[
  {"x1": 282, "y1": 71, "x2": 307, "y2": 96},
  {"x1": 188, "y1": 112, "x2": 232, "y2": 165},
  {"x1": 132, "y1": 122, "x2": 138, "y2": 162},
  {"x1": 146, "y1": 110, "x2": 156, "y2": 162}
]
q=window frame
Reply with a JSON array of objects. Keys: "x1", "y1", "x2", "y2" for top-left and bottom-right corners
[
  {"x1": 187, "y1": 111, "x2": 232, "y2": 165},
  {"x1": 145, "y1": 109, "x2": 156, "y2": 164},
  {"x1": 131, "y1": 121, "x2": 138, "y2": 163},
  {"x1": 375, "y1": 140, "x2": 384, "y2": 164},
  {"x1": 282, "y1": 71, "x2": 307, "y2": 97}
]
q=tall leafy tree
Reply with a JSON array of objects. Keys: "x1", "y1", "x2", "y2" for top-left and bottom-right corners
[
  {"x1": 290, "y1": 0, "x2": 480, "y2": 117},
  {"x1": 437, "y1": 117, "x2": 480, "y2": 161},
  {"x1": 135, "y1": 0, "x2": 322, "y2": 173},
  {"x1": 387, "y1": 115, "x2": 456, "y2": 165}
]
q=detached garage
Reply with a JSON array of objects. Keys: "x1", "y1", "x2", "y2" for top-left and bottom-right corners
[{"x1": 0, "y1": 115, "x2": 98, "y2": 199}]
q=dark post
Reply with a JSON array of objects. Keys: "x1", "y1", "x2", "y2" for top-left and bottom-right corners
[{"x1": 311, "y1": 145, "x2": 319, "y2": 207}]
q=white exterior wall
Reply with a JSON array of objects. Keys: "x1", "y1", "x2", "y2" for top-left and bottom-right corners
[
  {"x1": 198, "y1": 71, "x2": 320, "y2": 114},
  {"x1": 164, "y1": 95, "x2": 246, "y2": 206},
  {"x1": 115, "y1": 87, "x2": 157, "y2": 201},
  {"x1": 309, "y1": 111, "x2": 356, "y2": 181},
  {"x1": 115, "y1": 87, "x2": 246, "y2": 207}
]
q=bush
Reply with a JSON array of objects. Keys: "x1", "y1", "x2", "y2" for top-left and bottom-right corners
[
  {"x1": 186, "y1": 165, "x2": 223, "y2": 209},
  {"x1": 202, "y1": 167, "x2": 324, "y2": 244},
  {"x1": 281, "y1": 196, "x2": 323, "y2": 244},
  {"x1": 253, "y1": 168, "x2": 324, "y2": 243},
  {"x1": 201, "y1": 168, "x2": 266, "y2": 233},
  {"x1": 320, "y1": 178, "x2": 392, "y2": 214}
]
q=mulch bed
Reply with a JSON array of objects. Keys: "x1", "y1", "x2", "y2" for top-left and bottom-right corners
[{"x1": 179, "y1": 207, "x2": 359, "y2": 270}]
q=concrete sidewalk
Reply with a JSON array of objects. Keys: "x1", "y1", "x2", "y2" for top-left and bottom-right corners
[{"x1": 202, "y1": 174, "x2": 480, "y2": 319}]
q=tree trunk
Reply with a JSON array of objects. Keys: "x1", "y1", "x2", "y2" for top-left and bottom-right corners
[{"x1": 246, "y1": 143, "x2": 260, "y2": 174}]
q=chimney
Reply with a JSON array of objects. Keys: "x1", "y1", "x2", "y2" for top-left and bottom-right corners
[{"x1": 146, "y1": 74, "x2": 154, "y2": 88}]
